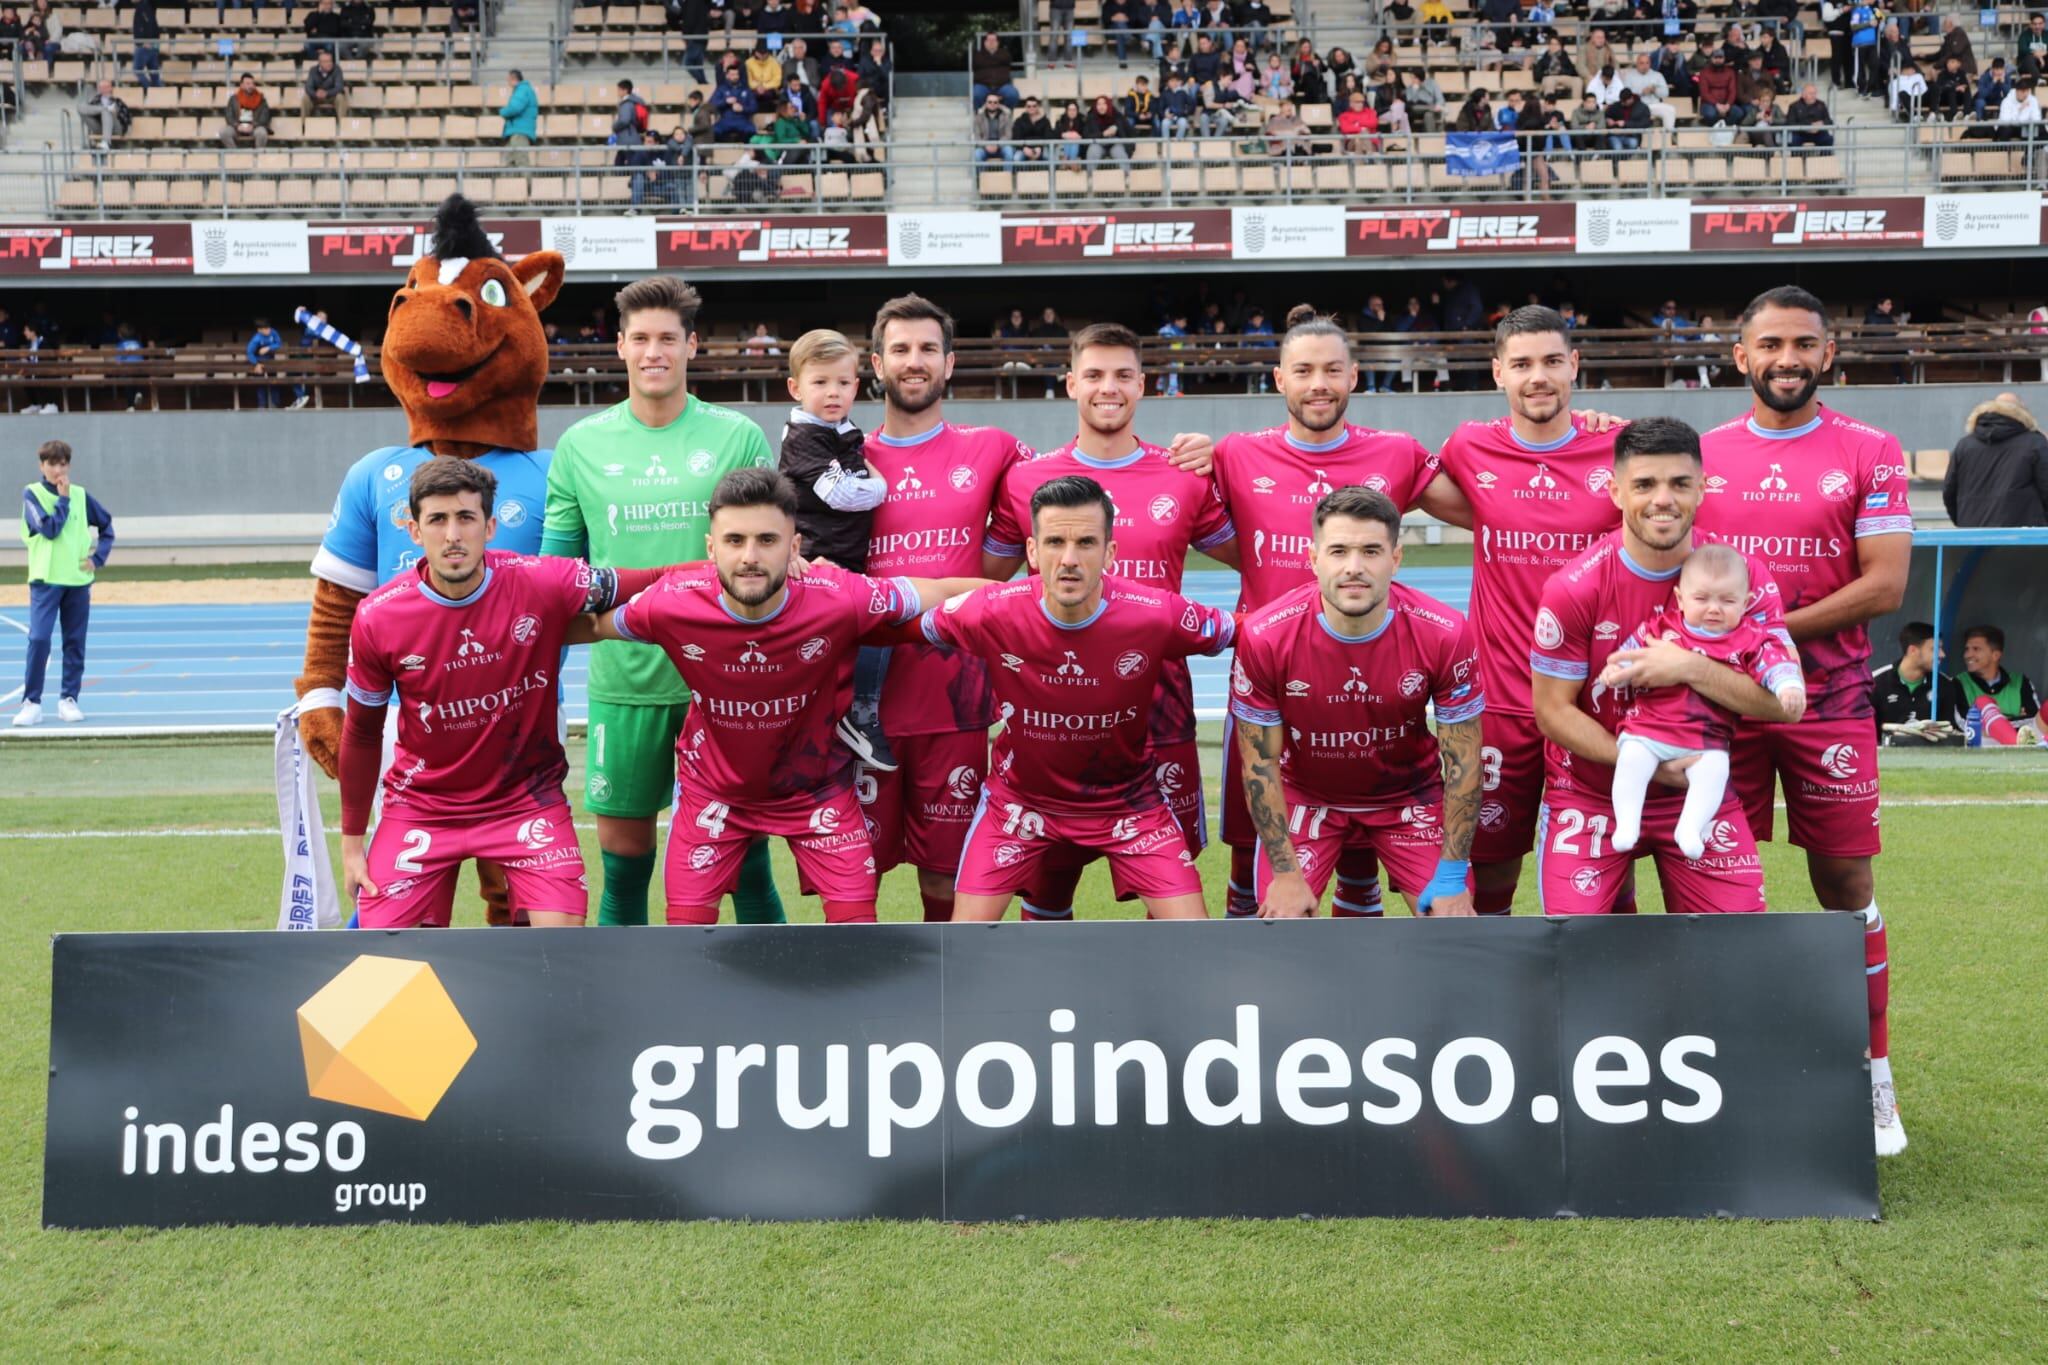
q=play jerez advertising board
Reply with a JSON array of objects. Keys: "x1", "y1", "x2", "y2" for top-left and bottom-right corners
[{"x1": 44, "y1": 917, "x2": 1877, "y2": 1227}]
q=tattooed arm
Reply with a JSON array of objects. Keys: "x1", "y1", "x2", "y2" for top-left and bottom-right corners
[
  {"x1": 1235, "y1": 716, "x2": 1317, "y2": 918},
  {"x1": 1422, "y1": 715, "x2": 1481, "y2": 916}
]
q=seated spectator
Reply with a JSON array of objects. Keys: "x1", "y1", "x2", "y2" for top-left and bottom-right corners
[
  {"x1": 1654, "y1": 36, "x2": 1695, "y2": 98},
  {"x1": 1402, "y1": 70, "x2": 1444, "y2": 132},
  {"x1": 77, "y1": 78, "x2": 130, "y2": 151},
  {"x1": 1958, "y1": 625, "x2": 2041, "y2": 722},
  {"x1": 971, "y1": 31, "x2": 1019, "y2": 107},
  {"x1": 1263, "y1": 97, "x2": 1311, "y2": 156},
  {"x1": 1567, "y1": 90, "x2": 1606, "y2": 147},
  {"x1": 746, "y1": 42, "x2": 784, "y2": 99},
  {"x1": 1010, "y1": 97, "x2": 1052, "y2": 159},
  {"x1": 756, "y1": 0, "x2": 792, "y2": 34},
  {"x1": 1581, "y1": 27, "x2": 1617, "y2": 78},
  {"x1": 1587, "y1": 62, "x2": 1625, "y2": 108},
  {"x1": 1870, "y1": 622, "x2": 1965, "y2": 736},
  {"x1": 783, "y1": 36, "x2": 819, "y2": 90},
  {"x1": 0, "y1": 7, "x2": 21, "y2": 60},
  {"x1": 220, "y1": 72, "x2": 273, "y2": 149},
  {"x1": 1158, "y1": 73, "x2": 1196, "y2": 137},
  {"x1": 1786, "y1": 83, "x2": 1834, "y2": 145},
  {"x1": 1158, "y1": 36, "x2": 1190, "y2": 87},
  {"x1": 1262, "y1": 52, "x2": 1290, "y2": 101},
  {"x1": 684, "y1": 89, "x2": 716, "y2": 142},
  {"x1": 1419, "y1": 0, "x2": 1452, "y2": 46},
  {"x1": 854, "y1": 36, "x2": 890, "y2": 120},
  {"x1": 766, "y1": 98, "x2": 811, "y2": 161},
  {"x1": 302, "y1": 0, "x2": 342, "y2": 61},
  {"x1": 726, "y1": 149, "x2": 771, "y2": 202},
  {"x1": 1224, "y1": 37, "x2": 1258, "y2": 101},
  {"x1": 1053, "y1": 98, "x2": 1087, "y2": 160},
  {"x1": 1932, "y1": 56, "x2": 1973, "y2": 120},
  {"x1": 1494, "y1": 88, "x2": 1526, "y2": 130},
  {"x1": 339, "y1": 0, "x2": 375, "y2": 60},
  {"x1": 1190, "y1": 32, "x2": 1223, "y2": 88},
  {"x1": 1197, "y1": 73, "x2": 1247, "y2": 136},
  {"x1": 782, "y1": 75, "x2": 818, "y2": 133},
  {"x1": 1604, "y1": 87, "x2": 1652, "y2": 150},
  {"x1": 1452, "y1": 89, "x2": 1493, "y2": 132},
  {"x1": 1534, "y1": 36, "x2": 1578, "y2": 87},
  {"x1": 449, "y1": 0, "x2": 479, "y2": 32},
  {"x1": 622, "y1": 129, "x2": 674, "y2": 207},
  {"x1": 1085, "y1": 93, "x2": 1135, "y2": 165},
  {"x1": 1624, "y1": 53, "x2": 1678, "y2": 131},
  {"x1": 1890, "y1": 59, "x2": 1927, "y2": 119},
  {"x1": 1997, "y1": 76, "x2": 2041, "y2": 141},
  {"x1": 1755, "y1": 28, "x2": 1793, "y2": 92},
  {"x1": 1125, "y1": 75, "x2": 1157, "y2": 136},
  {"x1": 1975, "y1": 57, "x2": 2011, "y2": 120},
  {"x1": 1337, "y1": 88, "x2": 1380, "y2": 152},
  {"x1": 2018, "y1": 14, "x2": 2047, "y2": 81},
  {"x1": 711, "y1": 71, "x2": 758, "y2": 142},
  {"x1": 1290, "y1": 38, "x2": 1327, "y2": 105},
  {"x1": 304, "y1": 49, "x2": 348, "y2": 118},
  {"x1": 1697, "y1": 50, "x2": 1745, "y2": 123},
  {"x1": 1745, "y1": 97, "x2": 1785, "y2": 146},
  {"x1": 1945, "y1": 393, "x2": 2048, "y2": 526},
  {"x1": 972, "y1": 90, "x2": 1014, "y2": 163}
]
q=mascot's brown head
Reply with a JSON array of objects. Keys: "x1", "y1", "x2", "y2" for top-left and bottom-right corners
[{"x1": 384, "y1": 195, "x2": 565, "y2": 457}]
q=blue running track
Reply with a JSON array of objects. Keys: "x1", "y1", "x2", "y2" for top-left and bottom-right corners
[{"x1": 0, "y1": 568, "x2": 1473, "y2": 735}]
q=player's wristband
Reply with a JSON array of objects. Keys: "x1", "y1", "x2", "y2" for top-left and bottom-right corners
[{"x1": 1416, "y1": 858, "x2": 1470, "y2": 916}]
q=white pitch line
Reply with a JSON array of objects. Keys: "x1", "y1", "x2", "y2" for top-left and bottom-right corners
[
  {"x1": 0, "y1": 613, "x2": 26, "y2": 634},
  {"x1": 4, "y1": 798, "x2": 2045, "y2": 841}
]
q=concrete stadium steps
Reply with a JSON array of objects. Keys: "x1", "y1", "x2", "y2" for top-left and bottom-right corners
[{"x1": 886, "y1": 96, "x2": 971, "y2": 209}]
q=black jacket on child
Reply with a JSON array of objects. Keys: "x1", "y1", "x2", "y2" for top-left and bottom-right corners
[{"x1": 777, "y1": 410, "x2": 888, "y2": 570}]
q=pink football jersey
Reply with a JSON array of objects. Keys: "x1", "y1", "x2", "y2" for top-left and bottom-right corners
[
  {"x1": 1211, "y1": 423, "x2": 1440, "y2": 611},
  {"x1": 1435, "y1": 416, "x2": 1622, "y2": 718},
  {"x1": 863, "y1": 421, "x2": 1032, "y2": 738},
  {"x1": 1231, "y1": 581, "x2": 1484, "y2": 808},
  {"x1": 615, "y1": 562, "x2": 921, "y2": 810},
  {"x1": 346, "y1": 550, "x2": 591, "y2": 820},
  {"x1": 1695, "y1": 407, "x2": 1912, "y2": 716},
  {"x1": 919, "y1": 574, "x2": 1235, "y2": 815},
  {"x1": 1614, "y1": 605, "x2": 1804, "y2": 751},
  {"x1": 985, "y1": 441, "x2": 1236, "y2": 746},
  {"x1": 1530, "y1": 531, "x2": 1788, "y2": 802}
]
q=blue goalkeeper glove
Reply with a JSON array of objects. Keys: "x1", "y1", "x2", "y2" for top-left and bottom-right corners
[{"x1": 1415, "y1": 859, "x2": 1469, "y2": 916}]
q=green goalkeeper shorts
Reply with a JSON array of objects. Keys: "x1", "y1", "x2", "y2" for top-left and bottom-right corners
[{"x1": 584, "y1": 699, "x2": 689, "y2": 818}]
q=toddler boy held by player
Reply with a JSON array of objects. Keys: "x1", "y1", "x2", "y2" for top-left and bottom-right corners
[
  {"x1": 1603, "y1": 543, "x2": 1806, "y2": 860},
  {"x1": 776, "y1": 328, "x2": 898, "y2": 770}
]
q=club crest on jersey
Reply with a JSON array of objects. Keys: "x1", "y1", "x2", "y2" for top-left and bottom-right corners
[
  {"x1": 689, "y1": 845, "x2": 717, "y2": 871},
  {"x1": 1363, "y1": 474, "x2": 1391, "y2": 494},
  {"x1": 994, "y1": 843, "x2": 1025, "y2": 868},
  {"x1": 514, "y1": 817, "x2": 554, "y2": 850},
  {"x1": 1744, "y1": 463, "x2": 1799, "y2": 503},
  {"x1": 799, "y1": 636, "x2": 829, "y2": 662},
  {"x1": 511, "y1": 614, "x2": 540, "y2": 645},
  {"x1": 389, "y1": 501, "x2": 411, "y2": 529},
  {"x1": 498, "y1": 500, "x2": 527, "y2": 528},
  {"x1": 1148, "y1": 494, "x2": 1179, "y2": 525},
  {"x1": 1233, "y1": 660, "x2": 1254, "y2": 696},
  {"x1": 1572, "y1": 866, "x2": 1600, "y2": 894},
  {"x1": 1817, "y1": 469, "x2": 1853, "y2": 502},
  {"x1": 1115, "y1": 650, "x2": 1148, "y2": 679},
  {"x1": 949, "y1": 465, "x2": 977, "y2": 491},
  {"x1": 1399, "y1": 670, "x2": 1428, "y2": 698},
  {"x1": 687, "y1": 450, "x2": 715, "y2": 476},
  {"x1": 1480, "y1": 800, "x2": 1506, "y2": 829},
  {"x1": 1586, "y1": 467, "x2": 1615, "y2": 494},
  {"x1": 1534, "y1": 608, "x2": 1565, "y2": 651}
]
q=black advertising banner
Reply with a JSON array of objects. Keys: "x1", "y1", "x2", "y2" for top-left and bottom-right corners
[{"x1": 44, "y1": 917, "x2": 1877, "y2": 1227}]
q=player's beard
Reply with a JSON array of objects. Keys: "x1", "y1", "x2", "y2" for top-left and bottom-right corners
[
  {"x1": 1628, "y1": 504, "x2": 1691, "y2": 553},
  {"x1": 720, "y1": 561, "x2": 786, "y2": 607},
  {"x1": 1323, "y1": 578, "x2": 1384, "y2": 622},
  {"x1": 1286, "y1": 386, "x2": 1348, "y2": 436},
  {"x1": 1508, "y1": 382, "x2": 1567, "y2": 427},
  {"x1": 1749, "y1": 362, "x2": 1819, "y2": 414},
  {"x1": 882, "y1": 370, "x2": 941, "y2": 415}
]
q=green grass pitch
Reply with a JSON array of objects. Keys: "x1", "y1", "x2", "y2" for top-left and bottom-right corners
[{"x1": 2, "y1": 734, "x2": 2044, "y2": 1358}]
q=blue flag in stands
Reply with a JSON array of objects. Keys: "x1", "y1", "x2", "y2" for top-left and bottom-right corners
[{"x1": 1445, "y1": 132, "x2": 1521, "y2": 177}]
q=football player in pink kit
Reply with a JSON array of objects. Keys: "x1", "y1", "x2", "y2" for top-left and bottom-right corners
[
  {"x1": 1530, "y1": 418, "x2": 1799, "y2": 919},
  {"x1": 592, "y1": 467, "x2": 988, "y2": 925},
  {"x1": 1427, "y1": 306, "x2": 1628, "y2": 917},
  {"x1": 982, "y1": 322, "x2": 1241, "y2": 921},
  {"x1": 1231, "y1": 486, "x2": 1484, "y2": 918},
  {"x1": 925, "y1": 474, "x2": 1237, "y2": 921},
  {"x1": 1210, "y1": 315, "x2": 1465, "y2": 920},
  {"x1": 859, "y1": 294, "x2": 1218, "y2": 924},
  {"x1": 340, "y1": 460, "x2": 661, "y2": 928},
  {"x1": 1696, "y1": 286, "x2": 1913, "y2": 1156}
]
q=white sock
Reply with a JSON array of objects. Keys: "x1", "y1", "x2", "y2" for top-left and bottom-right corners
[{"x1": 1871, "y1": 1055, "x2": 1893, "y2": 1087}]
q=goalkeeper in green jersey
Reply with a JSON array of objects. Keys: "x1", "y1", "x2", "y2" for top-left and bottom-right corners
[{"x1": 540, "y1": 276, "x2": 786, "y2": 926}]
